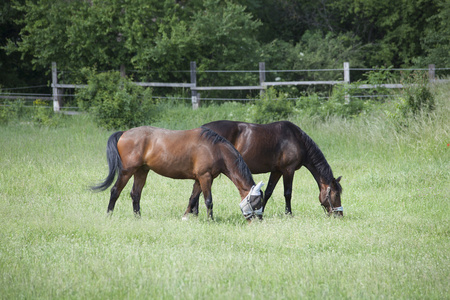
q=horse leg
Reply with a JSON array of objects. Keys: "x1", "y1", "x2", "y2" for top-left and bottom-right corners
[
  {"x1": 183, "y1": 181, "x2": 202, "y2": 220},
  {"x1": 263, "y1": 172, "x2": 282, "y2": 211},
  {"x1": 199, "y1": 175, "x2": 214, "y2": 221},
  {"x1": 107, "y1": 171, "x2": 133, "y2": 216},
  {"x1": 130, "y1": 167, "x2": 149, "y2": 218},
  {"x1": 282, "y1": 171, "x2": 294, "y2": 215}
]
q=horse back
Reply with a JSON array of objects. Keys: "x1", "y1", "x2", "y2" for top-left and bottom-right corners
[
  {"x1": 117, "y1": 126, "x2": 226, "y2": 179},
  {"x1": 203, "y1": 120, "x2": 305, "y2": 173}
]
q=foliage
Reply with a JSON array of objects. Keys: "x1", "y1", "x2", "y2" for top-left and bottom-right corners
[
  {"x1": 413, "y1": 0, "x2": 450, "y2": 68},
  {"x1": 293, "y1": 68, "x2": 397, "y2": 119},
  {"x1": 251, "y1": 87, "x2": 293, "y2": 123},
  {"x1": 0, "y1": 99, "x2": 27, "y2": 125},
  {"x1": 398, "y1": 71, "x2": 436, "y2": 116},
  {"x1": 1, "y1": 0, "x2": 448, "y2": 105},
  {"x1": 76, "y1": 71, "x2": 155, "y2": 130},
  {"x1": 4, "y1": 0, "x2": 164, "y2": 73},
  {"x1": 31, "y1": 99, "x2": 64, "y2": 127},
  {"x1": 328, "y1": 0, "x2": 442, "y2": 66},
  {"x1": 259, "y1": 31, "x2": 364, "y2": 82},
  {"x1": 295, "y1": 86, "x2": 368, "y2": 119}
]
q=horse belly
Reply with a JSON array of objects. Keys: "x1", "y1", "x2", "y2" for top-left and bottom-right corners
[
  {"x1": 146, "y1": 155, "x2": 196, "y2": 180},
  {"x1": 241, "y1": 146, "x2": 301, "y2": 174},
  {"x1": 241, "y1": 151, "x2": 275, "y2": 174}
]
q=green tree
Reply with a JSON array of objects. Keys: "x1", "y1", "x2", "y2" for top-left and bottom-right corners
[
  {"x1": 6, "y1": 0, "x2": 261, "y2": 82},
  {"x1": 0, "y1": 0, "x2": 47, "y2": 90},
  {"x1": 413, "y1": 0, "x2": 450, "y2": 68},
  {"x1": 139, "y1": 0, "x2": 262, "y2": 82},
  {"x1": 5, "y1": 0, "x2": 165, "y2": 75},
  {"x1": 328, "y1": 0, "x2": 442, "y2": 66}
]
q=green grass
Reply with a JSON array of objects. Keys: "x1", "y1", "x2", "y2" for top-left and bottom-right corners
[{"x1": 0, "y1": 84, "x2": 449, "y2": 299}]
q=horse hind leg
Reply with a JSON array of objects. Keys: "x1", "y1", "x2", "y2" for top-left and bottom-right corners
[
  {"x1": 199, "y1": 174, "x2": 214, "y2": 221},
  {"x1": 183, "y1": 181, "x2": 202, "y2": 220},
  {"x1": 107, "y1": 171, "x2": 133, "y2": 216},
  {"x1": 130, "y1": 167, "x2": 149, "y2": 218}
]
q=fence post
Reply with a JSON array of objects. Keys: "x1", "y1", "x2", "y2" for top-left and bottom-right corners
[
  {"x1": 52, "y1": 62, "x2": 61, "y2": 112},
  {"x1": 190, "y1": 61, "x2": 198, "y2": 110},
  {"x1": 343, "y1": 62, "x2": 350, "y2": 83},
  {"x1": 259, "y1": 62, "x2": 266, "y2": 96},
  {"x1": 343, "y1": 62, "x2": 350, "y2": 103},
  {"x1": 120, "y1": 64, "x2": 126, "y2": 78},
  {"x1": 428, "y1": 64, "x2": 435, "y2": 82}
]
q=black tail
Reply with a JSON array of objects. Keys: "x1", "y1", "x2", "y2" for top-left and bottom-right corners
[{"x1": 91, "y1": 131, "x2": 124, "y2": 191}]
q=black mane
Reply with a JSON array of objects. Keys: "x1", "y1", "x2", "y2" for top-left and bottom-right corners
[
  {"x1": 200, "y1": 126, "x2": 255, "y2": 185},
  {"x1": 200, "y1": 126, "x2": 229, "y2": 144},
  {"x1": 301, "y1": 130, "x2": 335, "y2": 184}
]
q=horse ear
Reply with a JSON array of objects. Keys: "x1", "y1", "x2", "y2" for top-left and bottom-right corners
[{"x1": 336, "y1": 176, "x2": 342, "y2": 183}]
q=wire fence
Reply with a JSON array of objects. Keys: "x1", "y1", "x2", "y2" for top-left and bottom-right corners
[{"x1": 1, "y1": 63, "x2": 449, "y2": 111}]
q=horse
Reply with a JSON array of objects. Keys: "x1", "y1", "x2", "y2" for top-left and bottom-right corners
[
  {"x1": 91, "y1": 126, "x2": 264, "y2": 221},
  {"x1": 192, "y1": 120, "x2": 343, "y2": 217}
]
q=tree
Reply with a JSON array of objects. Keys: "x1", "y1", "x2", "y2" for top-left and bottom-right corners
[
  {"x1": 5, "y1": 0, "x2": 164, "y2": 76},
  {"x1": 413, "y1": 0, "x2": 450, "y2": 68},
  {"x1": 0, "y1": 0, "x2": 47, "y2": 90},
  {"x1": 328, "y1": 0, "x2": 442, "y2": 66}
]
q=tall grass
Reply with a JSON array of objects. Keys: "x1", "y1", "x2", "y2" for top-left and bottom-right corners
[{"x1": 0, "y1": 84, "x2": 449, "y2": 299}]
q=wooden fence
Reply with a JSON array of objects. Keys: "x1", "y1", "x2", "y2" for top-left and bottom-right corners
[
  {"x1": 51, "y1": 61, "x2": 353, "y2": 111},
  {"x1": 2, "y1": 62, "x2": 444, "y2": 111},
  {"x1": 50, "y1": 62, "x2": 446, "y2": 111}
]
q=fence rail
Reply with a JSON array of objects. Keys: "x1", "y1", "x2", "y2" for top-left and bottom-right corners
[{"x1": 2, "y1": 62, "x2": 446, "y2": 111}]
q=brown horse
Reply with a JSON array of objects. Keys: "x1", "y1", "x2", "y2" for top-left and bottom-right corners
[
  {"x1": 194, "y1": 120, "x2": 343, "y2": 216},
  {"x1": 92, "y1": 126, "x2": 263, "y2": 220}
]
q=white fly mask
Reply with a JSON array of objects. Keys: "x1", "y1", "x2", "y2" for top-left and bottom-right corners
[{"x1": 239, "y1": 181, "x2": 264, "y2": 219}]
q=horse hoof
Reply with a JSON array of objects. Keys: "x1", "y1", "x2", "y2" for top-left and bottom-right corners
[{"x1": 182, "y1": 216, "x2": 189, "y2": 221}]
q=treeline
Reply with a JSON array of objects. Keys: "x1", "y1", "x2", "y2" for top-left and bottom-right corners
[{"x1": 1, "y1": 0, "x2": 449, "y2": 89}]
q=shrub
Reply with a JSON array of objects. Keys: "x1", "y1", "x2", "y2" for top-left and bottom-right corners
[
  {"x1": 400, "y1": 71, "x2": 435, "y2": 115},
  {"x1": 76, "y1": 70, "x2": 155, "y2": 130},
  {"x1": 31, "y1": 99, "x2": 57, "y2": 126},
  {"x1": 251, "y1": 88, "x2": 293, "y2": 123},
  {"x1": 0, "y1": 98, "x2": 31, "y2": 125}
]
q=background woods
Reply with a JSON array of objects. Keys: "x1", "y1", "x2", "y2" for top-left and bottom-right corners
[{"x1": 1, "y1": 0, "x2": 449, "y2": 90}]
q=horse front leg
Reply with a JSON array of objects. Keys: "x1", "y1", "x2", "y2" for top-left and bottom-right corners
[
  {"x1": 282, "y1": 171, "x2": 294, "y2": 215},
  {"x1": 183, "y1": 181, "x2": 202, "y2": 220},
  {"x1": 263, "y1": 172, "x2": 282, "y2": 212},
  {"x1": 130, "y1": 167, "x2": 149, "y2": 218}
]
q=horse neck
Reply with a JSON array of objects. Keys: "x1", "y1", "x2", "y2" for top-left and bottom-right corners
[
  {"x1": 303, "y1": 152, "x2": 334, "y2": 192},
  {"x1": 220, "y1": 146, "x2": 254, "y2": 199},
  {"x1": 305, "y1": 164, "x2": 332, "y2": 193}
]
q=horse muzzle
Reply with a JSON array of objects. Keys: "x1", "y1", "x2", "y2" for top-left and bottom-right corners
[
  {"x1": 240, "y1": 181, "x2": 264, "y2": 219},
  {"x1": 323, "y1": 205, "x2": 344, "y2": 217},
  {"x1": 331, "y1": 206, "x2": 344, "y2": 217}
]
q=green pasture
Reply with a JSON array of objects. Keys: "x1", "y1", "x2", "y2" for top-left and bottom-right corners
[{"x1": 1, "y1": 85, "x2": 449, "y2": 299}]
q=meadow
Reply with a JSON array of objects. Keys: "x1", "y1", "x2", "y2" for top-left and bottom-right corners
[{"x1": 0, "y1": 84, "x2": 449, "y2": 299}]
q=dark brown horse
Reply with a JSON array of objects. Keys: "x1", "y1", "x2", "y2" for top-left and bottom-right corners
[
  {"x1": 92, "y1": 126, "x2": 263, "y2": 220},
  {"x1": 195, "y1": 120, "x2": 343, "y2": 216}
]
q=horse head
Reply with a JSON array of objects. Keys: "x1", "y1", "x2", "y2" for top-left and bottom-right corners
[
  {"x1": 319, "y1": 176, "x2": 343, "y2": 217},
  {"x1": 239, "y1": 181, "x2": 264, "y2": 219}
]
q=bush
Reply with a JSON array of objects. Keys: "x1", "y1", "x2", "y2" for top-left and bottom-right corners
[
  {"x1": 400, "y1": 71, "x2": 435, "y2": 115},
  {"x1": 251, "y1": 88, "x2": 293, "y2": 123},
  {"x1": 0, "y1": 99, "x2": 31, "y2": 125},
  {"x1": 295, "y1": 86, "x2": 370, "y2": 119},
  {"x1": 76, "y1": 70, "x2": 155, "y2": 130}
]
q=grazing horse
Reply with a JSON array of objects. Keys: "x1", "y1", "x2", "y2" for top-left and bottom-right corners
[
  {"x1": 91, "y1": 126, "x2": 263, "y2": 220},
  {"x1": 195, "y1": 120, "x2": 343, "y2": 216}
]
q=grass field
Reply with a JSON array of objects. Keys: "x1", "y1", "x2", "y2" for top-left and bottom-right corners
[{"x1": 1, "y1": 84, "x2": 449, "y2": 299}]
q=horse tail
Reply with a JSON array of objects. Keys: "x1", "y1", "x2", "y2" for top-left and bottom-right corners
[{"x1": 91, "y1": 131, "x2": 124, "y2": 191}]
